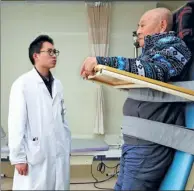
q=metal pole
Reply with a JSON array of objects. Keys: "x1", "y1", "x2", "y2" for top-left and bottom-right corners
[
  {"x1": 134, "y1": 46, "x2": 138, "y2": 58},
  {"x1": 132, "y1": 31, "x2": 139, "y2": 58}
]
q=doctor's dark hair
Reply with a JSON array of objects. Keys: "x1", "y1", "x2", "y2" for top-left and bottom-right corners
[{"x1": 28, "y1": 35, "x2": 54, "y2": 65}]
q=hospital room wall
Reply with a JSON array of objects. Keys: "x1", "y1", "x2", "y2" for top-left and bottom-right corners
[{"x1": 1, "y1": 1, "x2": 156, "y2": 141}]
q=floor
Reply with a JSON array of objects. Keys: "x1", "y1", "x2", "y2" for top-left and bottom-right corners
[
  {"x1": 1, "y1": 160, "x2": 118, "y2": 190},
  {"x1": 1, "y1": 177, "x2": 117, "y2": 190},
  {"x1": 1, "y1": 160, "x2": 194, "y2": 190}
]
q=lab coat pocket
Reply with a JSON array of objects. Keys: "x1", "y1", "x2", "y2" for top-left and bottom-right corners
[{"x1": 26, "y1": 139, "x2": 45, "y2": 166}]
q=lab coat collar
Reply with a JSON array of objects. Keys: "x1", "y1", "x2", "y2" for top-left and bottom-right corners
[
  {"x1": 31, "y1": 68, "x2": 55, "y2": 84},
  {"x1": 31, "y1": 68, "x2": 59, "y2": 102},
  {"x1": 34, "y1": 67, "x2": 54, "y2": 83}
]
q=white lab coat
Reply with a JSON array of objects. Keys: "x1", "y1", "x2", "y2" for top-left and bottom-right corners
[{"x1": 8, "y1": 68, "x2": 71, "y2": 190}]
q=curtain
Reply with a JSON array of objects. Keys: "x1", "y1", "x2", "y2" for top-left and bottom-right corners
[{"x1": 85, "y1": 1, "x2": 111, "y2": 134}]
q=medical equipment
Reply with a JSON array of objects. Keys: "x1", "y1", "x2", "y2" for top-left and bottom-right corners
[
  {"x1": 85, "y1": 2, "x2": 194, "y2": 190},
  {"x1": 1, "y1": 138, "x2": 110, "y2": 160},
  {"x1": 132, "y1": 31, "x2": 139, "y2": 58}
]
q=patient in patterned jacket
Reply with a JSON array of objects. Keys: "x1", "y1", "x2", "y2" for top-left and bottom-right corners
[{"x1": 80, "y1": 8, "x2": 191, "y2": 190}]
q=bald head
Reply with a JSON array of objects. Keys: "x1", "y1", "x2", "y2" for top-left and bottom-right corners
[
  {"x1": 137, "y1": 8, "x2": 173, "y2": 47},
  {"x1": 143, "y1": 8, "x2": 173, "y2": 31}
]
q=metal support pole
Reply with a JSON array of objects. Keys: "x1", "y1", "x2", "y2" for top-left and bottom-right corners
[{"x1": 132, "y1": 31, "x2": 139, "y2": 58}]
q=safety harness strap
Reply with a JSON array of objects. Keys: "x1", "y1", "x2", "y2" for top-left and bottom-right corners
[{"x1": 122, "y1": 116, "x2": 194, "y2": 155}]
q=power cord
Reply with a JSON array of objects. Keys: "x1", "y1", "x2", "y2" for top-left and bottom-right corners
[
  {"x1": 94, "y1": 156, "x2": 120, "y2": 189},
  {"x1": 97, "y1": 156, "x2": 120, "y2": 176},
  {"x1": 2, "y1": 158, "x2": 120, "y2": 190},
  {"x1": 71, "y1": 156, "x2": 120, "y2": 190},
  {"x1": 70, "y1": 163, "x2": 117, "y2": 190}
]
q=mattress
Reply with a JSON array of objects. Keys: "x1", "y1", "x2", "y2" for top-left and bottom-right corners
[
  {"x1": 1, "y1": 138, "x2": 109, "y2": 159},
  {"x1": 71, "y1": 138, "x2": 109, "y2": 153}
]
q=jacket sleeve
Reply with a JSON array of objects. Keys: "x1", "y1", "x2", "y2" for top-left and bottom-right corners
[
  {"x1": 8, "y1": 81, "x2": 27, "y2": 165},
  {"x1": 96, "y1": 40, "x2": 191, "y2": 82}
]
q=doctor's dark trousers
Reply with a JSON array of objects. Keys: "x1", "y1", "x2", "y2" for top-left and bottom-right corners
[{"x1": 114, "y1": 99, "x2": 186, "y2": 190}]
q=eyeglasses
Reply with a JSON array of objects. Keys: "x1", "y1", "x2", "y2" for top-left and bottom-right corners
[{"x1": 40, "y1": 49, "x2": 60, "y2": 56}]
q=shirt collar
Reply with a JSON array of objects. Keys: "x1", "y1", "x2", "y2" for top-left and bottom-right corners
[{"x1": 34, "y1": 67, "x2": 54, "y2": 82}]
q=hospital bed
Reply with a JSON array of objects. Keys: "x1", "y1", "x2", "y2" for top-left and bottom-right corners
[
  {"x1": 1, "y1": 131, "x2": 119, "y2": 163},
  {"x1": 1, "y1": 137, "x2": 120, "y2": 176},
  {"x1": 1, "y1": 132, "x2": 118, "y2": 189},
  {"x1": 1, "y1": 138, "x2": 112, "y2": 158}
]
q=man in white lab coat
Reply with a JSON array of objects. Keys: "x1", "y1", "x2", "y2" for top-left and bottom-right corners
[{"x1": 8, "y1": 35, "x2": 71, "y2": 190}]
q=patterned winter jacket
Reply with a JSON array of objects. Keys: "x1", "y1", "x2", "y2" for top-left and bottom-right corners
[{"x1": 96, "y1": 32, "x2": 191, "y2": 83}]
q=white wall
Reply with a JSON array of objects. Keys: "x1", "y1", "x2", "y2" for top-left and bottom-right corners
[{"x1": 1, "y1": 1, "x2": 156, "y2": 142}]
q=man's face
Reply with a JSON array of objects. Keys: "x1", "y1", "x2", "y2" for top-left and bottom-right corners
[
  {"x1": 136, "y1": 12, "x2": 163, "y2": 47},
  {"x1": 34, "y1": 42, "x2": 59, "y2": 69}
]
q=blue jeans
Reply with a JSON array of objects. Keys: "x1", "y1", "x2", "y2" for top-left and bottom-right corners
[{"x1": 114, "y1": 144, "x2": 174, "y2": 190}]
